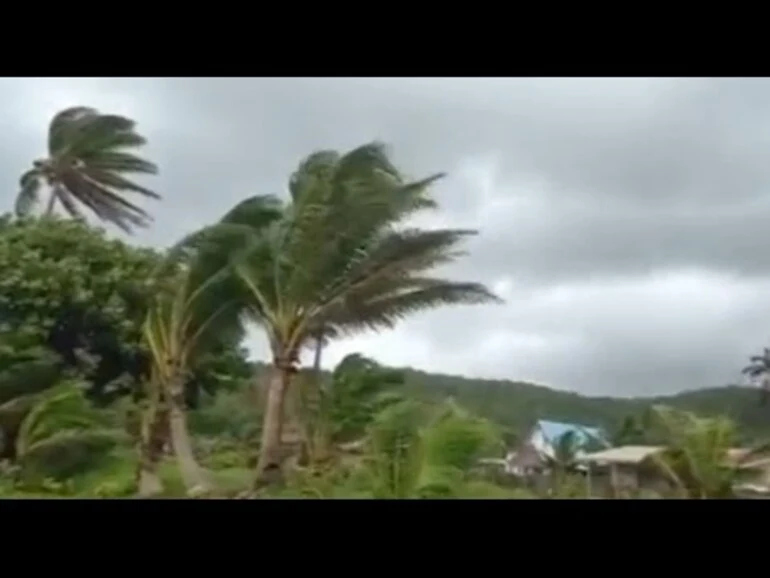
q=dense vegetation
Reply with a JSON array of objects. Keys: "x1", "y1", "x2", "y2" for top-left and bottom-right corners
[
  {"x1": 397, "y1": 368, "x2": 770, "y2": 443},
  {"x1": 0, "y1": 105, "x2": 766, "y2": 499}
]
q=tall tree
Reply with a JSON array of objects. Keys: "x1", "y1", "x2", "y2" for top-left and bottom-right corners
[
  {"x1": 234, "y1": 143, "x2": 501, "y2": 482},
  {"x1": 0, "y1": 215, "x2": 249, "y2": 408},
  {"x1": 742, "y1": 347, "x2": 770, "y2": 405},
  {"x1": 15, "y1": 106, "x2": 159, "y2": 233},
  {"x1": 178, "y1": 143, "x2": 502, "y2": 484},
  {"x1": 140, "y1": 230, "x2": 247, "y2": 496}
]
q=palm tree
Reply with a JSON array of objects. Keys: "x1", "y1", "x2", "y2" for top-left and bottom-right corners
[
  {"x1": 16, "y1": 106, "x2": 159, "y2": 232},
  {"x1": 0, "y1": 333, "x2": 119, "y2": 484},
  {"x1": 175, "y1": 143, "x2": 501, "y2": 484},
  {"x1": 224, "y1": 143, "x2": 501, "y2": 482},
  {"x1": 140, "y1": 231, "x2": 247, "y2": 496},
  {"x1": 11, "y1": 383, "x2": 116, "y2": 483},
  {"x1": 650, "y1": 405, "x2": 770, "y2": 498},
  {"x1": 742, "y1": 347, "x2": 770, "y2": 405}
]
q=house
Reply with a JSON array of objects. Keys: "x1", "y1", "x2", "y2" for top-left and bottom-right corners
[
  {"x1": 575, "y1": 445, "x2": 669, "y2": 495},
  {"x1": 505, "y1": 419, "x2": 609, "y2": 476},
  {"x1": 577, "y1": 445, "x2": 770, "y2": 497}
]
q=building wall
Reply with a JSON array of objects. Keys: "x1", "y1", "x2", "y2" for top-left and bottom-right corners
[{"x1": 588, "y1": 464, "x2": 673, "y2": 497}]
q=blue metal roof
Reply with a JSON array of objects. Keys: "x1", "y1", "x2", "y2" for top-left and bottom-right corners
[{"x1": 536, "y1": 419, "x2": 606, "y2": 446}]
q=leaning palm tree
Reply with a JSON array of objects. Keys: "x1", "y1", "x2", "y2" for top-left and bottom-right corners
[
  {"x1": 650, "y1": 405, "x2": 770, "y2": 498},
  {"x1": 236, "y1": 143, "x2": 501, "y2": 482},
  {"x1": 742, "y1": 347, "x2": 770, "y2": 405},
  {"x1": 16, "y1": 106, "x2": 159, "y2": 232},
  {"x1": 140, "y1": 236, "x2": 244, "y2": 496},
  {"x1": 180, "y1": 142, "x2": 502, "y2": 483}
]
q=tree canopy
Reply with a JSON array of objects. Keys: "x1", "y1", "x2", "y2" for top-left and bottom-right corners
[
  {"x1": 0, "y1": 215, "x2": 251, "y2": 406},
  {"x1": 16, "y1": 107, "x2": 160, "y2": 232}
]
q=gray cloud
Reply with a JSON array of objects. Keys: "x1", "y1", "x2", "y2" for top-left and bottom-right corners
[{"x1": 1, "y1": 77, "x2": 769, "y2": 396}]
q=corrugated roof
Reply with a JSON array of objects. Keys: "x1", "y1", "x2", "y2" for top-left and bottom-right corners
[
  {"x1": 578, "y1": 445, "x2": 770, "y2": 468},
  {"x1": 536, "y1": 419, "x2": 607, "y2": 446},
  {"x1": 577, "y1": 445, "x2": 663, "y2": 465}
]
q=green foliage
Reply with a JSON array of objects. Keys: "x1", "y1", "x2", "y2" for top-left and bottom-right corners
[
  {"x1": 422, "y1": 400, "x2": 500, "y2": 473},
  {"x1": 0, "y1": 216, "x2": 250, "y2": 407},
  {"x1": 0, "y1": 216, "x2": 159, "y2": 403},
  {"x1": 364, "y1": 399, "x2": 426, "y2": 498},
  {"x1": 291, "y1": 353, "x2": 407, "y2": 466},
  {"x1": 648, "y1": 405, "x2": 768, "y2": 499},
  {"x1": 16, "y1": 106, "x2": 159, "y2": 232},
  {"x1": 6, "y1": 133, "x2": 764, "y2": 501},
  {"x1": 321, "y1": 354, "x2": 406, "y2": 443},
  {"x1": 186, "y1": 143, "x2": 499, "y2": 372},
  {"x1": 358, "y1": 398, "x2": 501, "y2": 498},
  {"x1": 395, "y1": 367, "x2": 770, "y2": 443},
  {"x1": 15, "y1": 383, "x2": 120, "y2": 482},
  {"x1": 613, "y1": 414, "x2": 650, "y2": 445},
  {"x1": 189, "y1": 389, "x2": 261, "y2": 442}
]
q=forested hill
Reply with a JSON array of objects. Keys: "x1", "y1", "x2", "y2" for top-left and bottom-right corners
[
  {"x1": 255, "y1": 362, "x2": 770, "y2": 441},
  {"x1": 400, "y1": 368, "x2": 769, "y2": 439}
]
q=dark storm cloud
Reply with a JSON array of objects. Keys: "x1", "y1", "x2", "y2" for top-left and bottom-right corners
[{"x1": 1, "y1": 77, "x2": 769, "y2": 396}]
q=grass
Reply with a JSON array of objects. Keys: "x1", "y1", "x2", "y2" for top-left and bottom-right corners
[{"x1": 0, "y1": 444, "x2": 255, "y2": 498}]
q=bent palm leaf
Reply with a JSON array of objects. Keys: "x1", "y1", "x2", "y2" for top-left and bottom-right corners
[{"x1": 16, "y1": 106, "x2": 159, "y2": 232}]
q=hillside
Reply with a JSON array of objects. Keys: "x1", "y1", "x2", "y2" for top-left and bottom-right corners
[
  {"x1": 400, "y1": 368, "x2": 769, "y2": 441},
  {"x1": 251, "y1": 361, "x2": 769, "y2": 441}
]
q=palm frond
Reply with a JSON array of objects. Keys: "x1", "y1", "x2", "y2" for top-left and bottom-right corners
[
  {"x1": 280, "y1": 143, "x2": 440, "y2": 307},
  {"x1": 57, "y1": 172, "x2": 151, "y2": 231},
  {"x1": 311, "y1": 228, "x2": 477, "y2": 320},
  {"x1": 47, "y1": 106, "x2": 97, "y2": 155},
  {"x1": 323, "y1": 280, "x2": 501, "y2": 336},
  {"x1": 163, "y1": 195, "x2": 284, "y2": 326},
  {"x1": 68, "y1": 114, "x2": 140, "y2": 155},
  {"x1": 80, "y1": 151, "x2": 157, "y2": 174},
  {"x1": 15, "y1": 383, "x2": 104, "y2": 458},
  {"x1": 22, "y1": 106, "x2": 160, "y2": 232},
  {"x1": 23, "y1": 428, "x2": 120, "y2": 459},
  {"x1": 82, "y1": 168, "x2": 159, "y2": 199}
]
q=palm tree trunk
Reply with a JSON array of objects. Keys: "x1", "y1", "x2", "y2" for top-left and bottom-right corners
[
  {"x1": 45, "y1": 191, "x2": 57, "y2": 215},
  {"x1": 136, "y1": 406, "x2": 167, "y2": 497},
  {"x1": 167, "y1": 379, "x2": 209, "y2": 495},
  {"x1": 137, "y1": 459, "x2": 164, "y2": 496},
  {"x1": 255, "y1": 361, "x2": 292, "y2": 485},
  {"x1": 312, "y1": 330, "x2": 324, "y2": 375},
  {"x1": 308, "y1": 329, "x2": 330, "y2": 464}
]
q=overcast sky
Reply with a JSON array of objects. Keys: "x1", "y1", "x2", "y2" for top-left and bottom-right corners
[{"x1": 2, "y1": 77, "x2": 769, "y2": 397}]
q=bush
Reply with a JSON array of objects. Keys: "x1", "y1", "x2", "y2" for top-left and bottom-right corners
[
  {"x1": 189, "y1": 390, "x2": 260, "y2": 442},
  {"x1": 20, "y1": 430, "x2": 123, "y2": 482}
]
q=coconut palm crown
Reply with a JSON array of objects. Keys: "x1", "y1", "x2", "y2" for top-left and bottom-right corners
[{"x1": 16, "y1": 106, "x2": 159, "y2": 232}]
